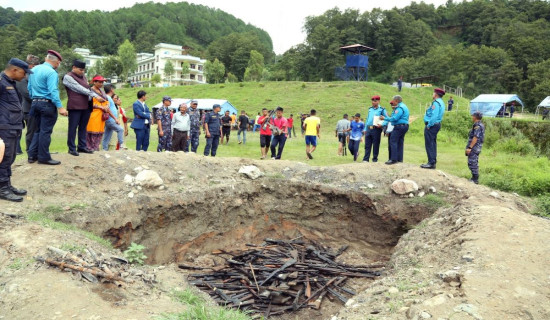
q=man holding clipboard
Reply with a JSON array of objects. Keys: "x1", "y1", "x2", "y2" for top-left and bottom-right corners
[{"x1": 362, "y1": 95, "x2": 388, "y2": 163}]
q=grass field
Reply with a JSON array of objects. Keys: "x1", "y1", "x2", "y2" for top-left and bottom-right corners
[{"x1": 16, "y1": 81, "x2": 550, "y2": 207}]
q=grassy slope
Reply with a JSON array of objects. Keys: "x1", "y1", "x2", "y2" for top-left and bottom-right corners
[{"x1": 21, "y1": 81, "x2": 550, "y2": 197}]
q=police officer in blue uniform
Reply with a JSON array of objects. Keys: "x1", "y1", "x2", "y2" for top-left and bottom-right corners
[
  {"x1": 466, "y1": 112, "x2": 485, "y2": 184},
  {"x1": 362, "y1": 95, "x2": 388, "y2": 162},
  {"x1": 0, "y1": 58, "x2": 33, "y2": 202},
  {"x1": 421, "y1": 88, "x2": 446, "y2": 169},
  {"x1": 187, "y1": 100, "x2": 201, "y2": 152},
  {"x1": 204, "y1": 104, "x2": 222, "y2": 157},
  {"x1": 381, "y1": 95, "x2": 409, "y2": 165}
]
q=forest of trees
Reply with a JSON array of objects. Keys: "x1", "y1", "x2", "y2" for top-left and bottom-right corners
[{"x1": 272, "y1": 0, "x2": 550, "y2": 108}]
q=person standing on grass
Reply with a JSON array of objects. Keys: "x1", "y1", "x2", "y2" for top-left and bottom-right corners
[
  {"x1": 510, "y1": 102, "x2": 515, "y2": 118},
  {"x1": 111, "y1": 94, "x2": 128, "y2": 150},
  {"x1": 383, "y1": 100, "x2": 397, "y2": 161},
  {"x1": 0, "y1": 58, "x2": 33, "y2": 202},
  {"x1": 381, "y1": 95, "x2": 409, "y2": 165},
  {"x1": 237, "y1": 110, "x2": 249, "y2": 144},
  {"x1": 221, "y1": 110, "x2": 232, "y2": 145},
  {"x1": 270, "y1": 106, "x2": 288, "y2": 160},
  {"x1": 466, "y1": 112, "x2": 485, "y2": 184},
  {"x1": 156, "y1": 96, "x2": 173, "y2": 152},
  {"x1": 130, "y1": 90, "x2": 152, "y2": 151},
  {"x1": 16, "y1": 54, "x2": 39, "y2": 154},
  {"x1": 258, "y1": 108, "x2": 272, "y2": 159},
  {"x1": 287, "y1": 114, "x2": 295, "y2": 139},
  {"x1": 303, "y1": 109, "x2": 321, "y2": 160},
  {"x1": 85, "y1": 75, "x2": 113, "y2": 151},
  {"x1": 335, "y1": 114, "x2": 350, "y2": 156},
  {"x1": 204, "y1": 104, "x2": 222, "y2": 157},
  {"x1": 300, "y1": 113, "x2": 308, "y2": 137},
  {"x1": 27, "y1": 50, "x2": 68, "y2": 165},
  {"x1": 253, "y1": 112, "x2": 261, "y2": 132},
  {"x1": 348, "y1": 113, "x2": 364, "y2": 162},
  {"x1": 421, "y1": 88, "x2": 445, "y2": 169},
  {"x1": 187, "y1": 100, "x2": 201, "y2": 152},
  {"x1": 171, "y1": 103, "x2": 190, "y2": 152},
  {"x1": 102, "y1": 85, "x2": 125, "y2": 151},
  {"x1": 448, "y1": 96, "x2": 454, "y2": 112},
  {"x1": 363, "y1": 95, "x2": 388, "y2": 163}
]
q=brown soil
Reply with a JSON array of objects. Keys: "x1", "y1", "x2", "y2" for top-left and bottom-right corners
[{"x1": 0, "y1": 150, "x2": 548, "y2": 320}]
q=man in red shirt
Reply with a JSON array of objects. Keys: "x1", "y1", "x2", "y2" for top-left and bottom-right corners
[
  {"x1": 258, "y1": 108, "x2": 272, "y2": 159},
  {"x1": 270, "y1": 106, "x2": 288, "y2": 159},
  {"x1": 287, "y1": 113, "x2": 295, "y2": 138}
]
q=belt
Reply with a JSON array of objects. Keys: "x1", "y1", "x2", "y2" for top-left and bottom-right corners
[
  {"x1": 394, "y1": 124, "x2": 408, "y2": 127},
  {"x1": 174, "y1": 128, "x2": 189, "y2": 133},
  {"x1": 425, "y1": 122, "x2": 440, "y2": 126},
  {"x1": 33, "y1": 98, "x2": 52, "y2": 102}
]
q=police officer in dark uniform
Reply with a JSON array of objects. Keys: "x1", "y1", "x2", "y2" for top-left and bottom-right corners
[
  {"x1": 0, "y1": 58, "x2": 33, "y2": 202},
  {"x1": 15, "y1": 54, "x2": 40, "y2": 153},
  {"x1": 466, "y1": 111, "x2": 485, "y2": 184},
  {"x1": 362, "y1": 95, "x2": 388, "y2": 162},
  {"x1": 187, "y1": 100, "x2": 201, "y2": 152},
  {"x1": 204, "y1": 104, "x2": 222, "y2": 157}
]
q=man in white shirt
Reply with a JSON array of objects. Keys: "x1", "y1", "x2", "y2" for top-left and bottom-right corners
[{"x1": 171, "y1": 103, "x2": 190, "y2": 152}]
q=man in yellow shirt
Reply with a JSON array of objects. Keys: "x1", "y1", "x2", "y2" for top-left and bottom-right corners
[{"x1": 302, "y1": 109, "x2": 321, "y2": 159}]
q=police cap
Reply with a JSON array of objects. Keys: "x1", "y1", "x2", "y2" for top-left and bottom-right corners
[{"x1": 8, "y1": 58, "x2": 33, "y2": 74}]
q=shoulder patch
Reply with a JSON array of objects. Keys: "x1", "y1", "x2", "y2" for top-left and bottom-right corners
[
  {"x1": 474, "y1": 126, "x2": 480, "y2": 129},
  {"x1": 394, "y1": 110, "x2": 398, "y2": 114},
  {"x1": 5, "y1": 86, "x2": 14, "y2": 90},
  {"x1": 431, "y1": 105, "x2": 435, "y2": 110}
]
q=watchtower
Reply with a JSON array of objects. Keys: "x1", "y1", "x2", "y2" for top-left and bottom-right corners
[{"x1": 335, "y1": 44, "x2": 375, "y2": 81}]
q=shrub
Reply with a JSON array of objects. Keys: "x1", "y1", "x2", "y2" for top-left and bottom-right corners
[
  {"x1": 533, "y1": 194, "x2": 550, "y2": 217},
  {"x1": 124, "y1": 242, "x2": 147, "y2": 265}
]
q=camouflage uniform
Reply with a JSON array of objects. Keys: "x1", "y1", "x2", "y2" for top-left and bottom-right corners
[
  {"x1": 156, "y1": 106, "x2": 172, "y2": 152},
  {"x1": 467, "y1": 120, "x2": 485, "y2": 176},
  {"x1": 187, "y1": 107, "x2": 201, "y2": 152}
]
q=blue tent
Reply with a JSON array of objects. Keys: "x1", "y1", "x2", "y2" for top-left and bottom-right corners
[{"x1": 470, "y1": 94, "x2": 524, "y2": 117}]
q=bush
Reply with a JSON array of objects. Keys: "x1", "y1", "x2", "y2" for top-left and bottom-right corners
[
  {"x1": 533, "y1": 194, "x2": 550, "y2": 217},
  {"x1": 492, "y1": 136, "x2": 536, "y2": 156},
  {"x1": 124, "y1": 242, "x2": 147, "y2": 265}
]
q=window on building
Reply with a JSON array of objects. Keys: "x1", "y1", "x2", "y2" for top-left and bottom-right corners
[
  {"x1": 198, "y1": 65, "x2": 203, "y2": 71},
  {"x1": 198, "y1": 75, "x2": 203, "y2": 81},
  {"x1": 156, "y1": 67, "x2": 158, "y2": 73},
  {"x1": 152, "y1": 62, "x2": 154, "y2": 69},
  {"x1": 156, "y1": 56, "x2": 159, "y2": 62},
  {"x1": 190, "y1": 74, "x2": 195, "y2": 80},
  {"x1": 190, "y1": 64, "x2": 196, "y2": 69}
]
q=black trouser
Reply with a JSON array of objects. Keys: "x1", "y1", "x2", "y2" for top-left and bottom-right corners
[
  {"x1": 204, "y1": 134, "x2": 220, "y2": 156},
  {"x1": 0, "y1": 129, "x2": 20, "y2": 184},
  {"x1": 25, "y1": 112, "x2": 37, "y2": 152},
  {"x1": 67, "y1": 109, "x2": 92, "y2": 152},
  {"x1": 390, "y1": 124, "x2": 408, "y2": 162},
  {"x1": 270, "y1": 134, "x2": 287, "y2": 159},
  {"x1": 28, "y1": 101, "x2": 58, "y2": 162},
  {"x1": 363, "y1": 127, "x2": 382, "y2": 162},
  {"x1": 424, "y1": 122, "x2": 441, "y2": 165},
  {"x1": 387, "y1": 132, "x2": 392, "y2": 160},
  {"x1": 172, "y1": 129, "x2": 188, "y2": 152},
  {"x1": 348, "y1": 139, "x2": 361, "y2": 161}
]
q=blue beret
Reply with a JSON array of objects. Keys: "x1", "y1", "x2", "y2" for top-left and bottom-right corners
[
  {"x1": 8, "y1": 58, "x2": 33, "y2": 74},
  {"x1": 213, "y1": 104, "x2": 221, "y2": 109}
]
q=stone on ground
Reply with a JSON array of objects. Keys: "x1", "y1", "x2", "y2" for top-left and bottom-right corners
[{"x1": 391, "y1": 179, "x2": 419, "y2": 195}]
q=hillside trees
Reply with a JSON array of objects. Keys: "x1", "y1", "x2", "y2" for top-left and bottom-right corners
[{"x1": 205, "y1": 58, "x2": 225, "y2": 84}]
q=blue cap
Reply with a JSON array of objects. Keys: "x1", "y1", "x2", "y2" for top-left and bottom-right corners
[
  {"x1": 213, "y1": 104, "x2": 221, "y2": 109},
  {"x1": 8, "y1": 58, "x2": 33, "y2": 74}
]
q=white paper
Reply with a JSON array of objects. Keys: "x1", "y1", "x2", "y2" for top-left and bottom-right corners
[{"x1": 373, "y1": 116, "x2": 383, "y2": 127}]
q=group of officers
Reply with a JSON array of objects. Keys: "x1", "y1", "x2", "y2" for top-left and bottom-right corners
[{"x1": 335, "y1": 88, "x2": 484, "y2": 184}]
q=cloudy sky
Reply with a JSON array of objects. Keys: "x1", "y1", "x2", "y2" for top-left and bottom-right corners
[{"x1": 2, "y1": 0, "x2": 449, "y2": 54}]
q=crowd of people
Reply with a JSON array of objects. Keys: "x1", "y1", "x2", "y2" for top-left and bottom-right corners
[{"x1": 0, "y1": 50, "x2": 485, "y2": 203}]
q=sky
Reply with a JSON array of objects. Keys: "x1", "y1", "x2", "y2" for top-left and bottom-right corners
[{"x1": 2, "y1": 0, "x2": 449, "y2": 54}]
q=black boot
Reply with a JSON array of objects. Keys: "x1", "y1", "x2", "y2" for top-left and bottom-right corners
[
  {"x1": 469, "y1": 174, "x2": 479, "y2": 184},
  {"x1": 0, "y1": 183, "x2": 23, "y2": 202},
  {"x1": 9, "y1": 182, "x2": 27, "y2": 196}
]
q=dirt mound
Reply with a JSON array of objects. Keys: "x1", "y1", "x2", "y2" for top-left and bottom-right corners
[{"x1": 1, "y1": 151, "x2": 548, "y2": 320}]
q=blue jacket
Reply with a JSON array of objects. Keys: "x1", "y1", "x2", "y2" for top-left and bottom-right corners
[
  {"x1": 130, "y1": 100, "x2": 151, "y2": 129},
  {"x1": 27, "y1": 62, "x2": 62, "y2": 108},
  {"x1": 365, "y1": 106, "x2": 388, "y2": 127},
  {"x1": 424, "y1": 98, "x2": 445, "y2": 128},
  {"x1": 384, "y1": 102, "x2": 409, "y2": 125}
]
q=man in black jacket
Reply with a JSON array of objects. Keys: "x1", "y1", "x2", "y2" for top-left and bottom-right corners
[{"x1": 15, "y1": 54, "x2": 39, "y2": 153}]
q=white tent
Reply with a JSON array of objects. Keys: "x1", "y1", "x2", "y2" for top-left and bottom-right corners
[{"x1": 535, "y1": 96, "x2": 550, "y2": 119}]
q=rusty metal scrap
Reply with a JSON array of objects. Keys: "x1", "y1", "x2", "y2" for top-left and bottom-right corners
[{"x1": 182, "y1": 238, "x2": 383, "y2": 318}]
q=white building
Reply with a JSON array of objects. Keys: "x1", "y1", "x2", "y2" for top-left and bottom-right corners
[
  {"x1": 131, "y1": 43, "x2": 207, "y2": 86},
  {"x1": 73, "y1": 48, "x2": 105, "y2": 69}
]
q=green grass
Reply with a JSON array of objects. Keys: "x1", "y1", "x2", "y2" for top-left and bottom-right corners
[
  {"x1": 14, "y1": 81, "x2": 550, "y2": 201},
  {"x1": 27, "y1": 212, "x2": 112, "y2": 248},
  {"x1": 407, "y1": 193, "x2": 449, "y2": 212},
  {"x1": 8, "y1": 257, "x2": 34, "y2": 270}
]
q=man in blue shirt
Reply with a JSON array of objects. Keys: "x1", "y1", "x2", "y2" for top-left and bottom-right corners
[
  {"x1": 421, "y1": 88, "x2": 446, "y2": 169},
  {"x1": 102, "y1": 85, "x2": 124, "y2": 151},
  {"x1": 381, "y1": 95, "x2": 409, "y2": 165},
  {"x1": 348, "y1": 113, "x2": 364, "y2": 162},
  {"x1": 27, "y1": 50, "x2": 68, "y2": 165},
  {"x1": 362, "y1": 95, "x2": 388, "y2": 163},
  {"x1": 204, "y1": 104, "x2": 222, "y2": 157},
  {"x1": 0, "y1": 58, "x2": 33, "y2": 202}
]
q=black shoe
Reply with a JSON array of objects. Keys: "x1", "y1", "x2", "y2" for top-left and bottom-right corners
[
  {"x1": 385, "y1": 160, "x2": 398, "y2": 165},
  {"x1": 38, "y1": 159, "x2": 61, "y2": 165},
  {"x1": 9, "y1": 185, "x2": 27, "y2": 196},
  {"x1": 28, "y1": 158, "x2": 37, "y2": 163},
  {"x1": 17, "y1": 151, "x2": 23, "y2": 155},
  {"x1": 78, "y1": 148, "x2": 94, "y2": 154},
  {"x1": 420, "y1": 163, "x2": 436, "y2": 169},
  {"x1": 68, "y1": 150, "x2": 79, "y2": 156},
  {"x1": 0, "y1": 186, "x2": 23, "y2": 202},
  {"x1": 372, "y1": 159, "x2": 378, "y2": 163}
]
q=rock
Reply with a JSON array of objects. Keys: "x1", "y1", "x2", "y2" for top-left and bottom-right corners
[
  {"x1": 429, "y1": 186, "x2": 437, "y2": 193},
  {"x1": 104, "y1": 154, "x2": 111, "y2": 159},
  {"x1": 115, "y1": 159, "x2": 125, "y2": 165},
  {"x1": 134, "y1": 166, "x2": 143, "y2": 173},
  {"x1": 142, "y1": 165, "x2": 150, "y2": 170},
  {"x1": 345, "y1": 298, "x2": 355, "y2": 307},
  {"x1": 418, "y1": 191, "x2": 425, "y2": 197},
  {"x1": 420, "y1": 311, "x2": 432, "y2": 319},
  {"x1": 239, "y1": 165, "x2": 263, "y2": 180},
  {"x1": 439, "y1": 270, "x2": 460, "y2": 282},
  {"x1": 391, "y1": 179, "x2": 419, "y2": 195},
  {"x1": 490, "y1": 191, "x2": 499, "y2": 199},
  {"x1": 159, "y1": 185, "x2": 165, "y2": 190},
  {"x1": 462, "y1": 254, "x2": 474, "y2": 262},
  {"x1": 437, "y1": 170, "x2": 448, "y2": 177},
  {"x1": 388, "y1": 287, "x2": 399, "y2": 294},
  {"x1": 423, "y1": 294, "x2": 447, "y2": 307},
  {"x1": 127, "y1": 192, "x2": 134, "y2": 198},
  {"x1": 409, "y1": 193, "x2": 415, "y2": 198},
  {"x1": 123, "y1": 175, "x2": 134, "y2": 184},
  {"x1": 135, "y1": 170, "x2": 164, "y2": 188},
  {"x1": 454, "y1": 304, "x2": 483, "y2": 320},
  {"x1": 367, "y1": 183, "x2": 374, "y2": 189}
]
